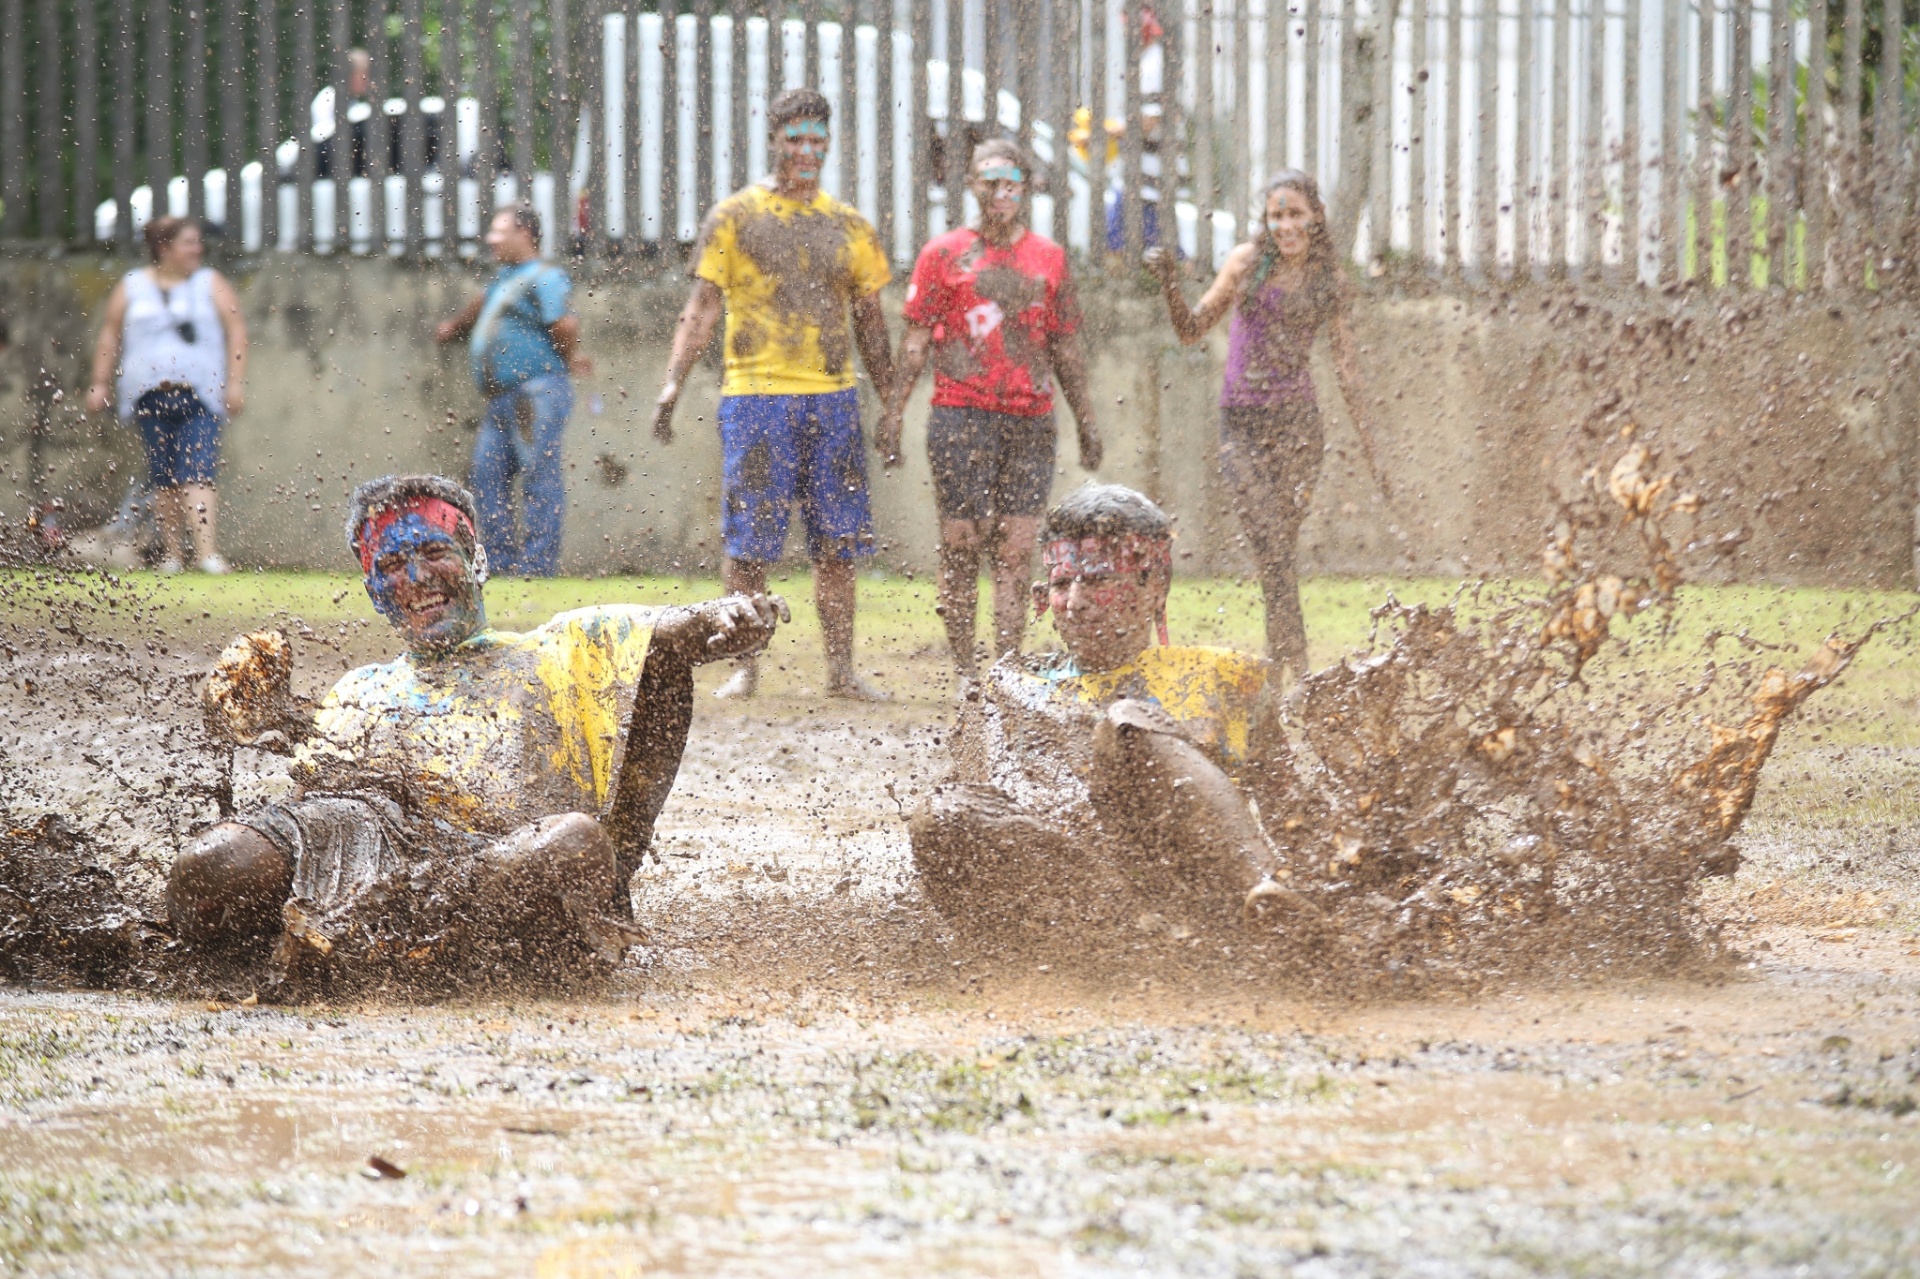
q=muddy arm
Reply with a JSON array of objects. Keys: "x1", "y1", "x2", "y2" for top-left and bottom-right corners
[
  {"x1": 653, "y1": 281, "x2": 725, "y2": 443},
  {"x1": 1047, "y1": 327, "x2": 1102, "y2": 471},
  {"x1": 852, "y1": 292, "x2": 895, "y2": 404},
  {"x1": 876, "y1": 322, "x2": 934, "y2": 467}
]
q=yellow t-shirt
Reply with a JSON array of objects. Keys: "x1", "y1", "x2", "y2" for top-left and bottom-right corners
[
  {"x1": 693, "y1": 182, "x2": 892, "y2": 396},
  {"x1": 293, "y1": 605, "x2": 657, "y2": 835}
]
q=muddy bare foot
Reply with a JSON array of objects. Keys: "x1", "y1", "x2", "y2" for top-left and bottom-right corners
[{"x1": 827, "y1": 672, "x2": 890, "y2": 702}]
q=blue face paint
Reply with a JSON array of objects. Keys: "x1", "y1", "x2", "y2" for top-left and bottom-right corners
[
  {"x1": 362, "y1": 515, "x2": 488, "y2": 652},
  {"x1": 782, "y1": 120, "x2": 830, "y2": 140},
  {"x1": 977, "y1": 164, "x2": 1024, "y2": 185}
]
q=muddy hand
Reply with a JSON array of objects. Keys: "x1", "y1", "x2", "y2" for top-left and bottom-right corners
[
  {"x1": 652, "y1": 381, "x2": 679, "y2": 444},
  {"x1": 701, "y1": 593, "x2": 789, "y2": 660},
  {"x1": 1143, "y1": 245, "x2": 1180, "y2": 283},
  {"x1": 875, "y1": 412, "x2": 905, "y2": 470}
]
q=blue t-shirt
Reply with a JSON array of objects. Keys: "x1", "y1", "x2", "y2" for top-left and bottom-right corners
[{"x1": 469, "y1": 260, "x2": 572, "y2": 395}]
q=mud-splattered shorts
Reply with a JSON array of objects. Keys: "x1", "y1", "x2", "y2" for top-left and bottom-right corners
[
  {"x1": 718, "y1": 388, "x2": 876, "y2": 562},
  {"x1": 926, "y1": 405, "x2": 1057, "y2": 521}
]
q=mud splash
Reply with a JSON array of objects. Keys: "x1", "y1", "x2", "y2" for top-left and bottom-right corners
[{"x1": 1254, "y1": 440, "x2": 1913, "y2": 989}]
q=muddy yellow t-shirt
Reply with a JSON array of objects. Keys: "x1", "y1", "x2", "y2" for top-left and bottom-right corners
[
  {"x1": 693, "y1": 183, "x2": 892, "y2": 396},
  {"x1": 293, "y1": 605, "x2": 657, "y2": 835}
]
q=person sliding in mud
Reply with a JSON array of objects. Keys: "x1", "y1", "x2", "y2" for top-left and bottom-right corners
[
  {"x1": 877, "y1": 140, "x2": 1102, "y2": 683},
  {"x1": 1145, "y1": 170, "x2": 1389, "y2": 680},
  {"x1": 175, "y1": 474, "x2": 787, "y2": 983},
  {"x1": 910, "y1": 483, "x2": 1317, "y2": 941},
  {"x1": 653, "y1": 87, "x2": 895, "y2": 701}
]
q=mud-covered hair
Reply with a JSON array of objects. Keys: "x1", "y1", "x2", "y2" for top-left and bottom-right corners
[
  {"x1": 345, "y1": 474, "x2": 481, "y2": 562},
  {"x1": 768, "y1": 87, "x2": 832, "y2": 132},
  {"x1": 1042, "y1": 483, "x2": 1173, "y2": 544},
  {"x1": 970, "y1": 138, "x2": 1030, "y2": 176}
]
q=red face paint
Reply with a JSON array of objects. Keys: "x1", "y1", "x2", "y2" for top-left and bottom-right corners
[{"x1": 356, "y1": 496, "x2": 476, "y2": 577}]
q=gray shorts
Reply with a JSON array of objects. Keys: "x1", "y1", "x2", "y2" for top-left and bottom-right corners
[{"x1": 926, "y1": 405, "x2": 1057, "y2": 522}]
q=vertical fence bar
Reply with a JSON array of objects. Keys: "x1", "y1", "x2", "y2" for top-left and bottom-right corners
[
  {"x1": 1305, "y1": 0, "x2": 1322, "y2": 178},
  {"x1": 1232, "y1": 0, "x2": 1251, "y2": 225},
  {"x1": 1659, "y1": 0, "x2": 1681, "y2": 281},
  {"x1": 910, "y1": 0, "x2": 931, "y2": 246},
  {"x1": 856, "y1": 21, "x2": 881, "y2": 223},
  {"x1": 220, "y1": 0, "x2": 246, "y2": 230},
  {"x1": 1370, "y1": 0, "x2": 1395, "y2": 268},
  {"x1": 112, "y1": 0, "x2": 136, "y2": 247},
  {"x1": 984, "y1": 0, "x2": 1004, "y2": 136},
  {"x1": 747, "y1": 13, "x2": 769, "y2": 182},
  {"x1": 327, "y1": 0, "x2": 349, "y2": 247},
  {"x1": 1444, "y1": 0, "x2": 1462, "y2": 264},
  {"x1": 146, "y1": 0, "x2": 173, "y2": 223},
  {"x1": 509, "y1": 0, "x2": 534, "y2": 189},
  {"x1": 1162, "y1": 0, "x2": 1186, "y2": 253},
  {"x1": 712, "y1": 7, "x2": 732, "y2": 206},
  {"x1": 676, "y1": 11, "x2": 697, "y2": 241},
  {"x1": 658, "y1": 0, "x2": 678, "y2": 240},
  {"x1": 603, "y1": 10, "x2": 627, "y2": 243},
  {"x1": 34, "y1": 0, "x2": 65, "y2": 238},
  {"x1": 183, "y1": 0, "x2": 209, "y2": 221},
  {"x1": 438, "y1": 0, "x2": 461, "y2": 254},
  {"x1": 1619, "y1": 0, "x2": 1638, "y2": 279},
  {"x1": 819, "y1": 21, "x2": 844, "y2": 197},
  {"x1": 694, "y1": 0, "x2": 713, "y2": 216},
  {"x1": 1874, "y1": 0, "x2": 1901, "y2": 262},
  {"x1": 894, "y1": 7, "x2": 917, "y2": 259},
  {"x1": 731, "y1": 0, "x2": 749, "y2": 192},
  {"x1": 552, "y1": 0, "x2": 574, "y2": 248},
  {"x1": 876, "y1": 3, "x2": 895, "y2": 255},
  {"x1": 1262, "y1": 0, "x2": 1284, "y2": 186},
  {"x1": 1516, "y1": 0, "x2": 1536, "y2": 271},
  {"x1": 945, "y1": 0, "x2": 965, "y2": 231},
  {"x1": 1549, "y1": 0, "x2": 1570, "y2": 271},
  {"x1": 1410, "y1": 0, "x2": 1429, "y2": 261},
  {"x1": 474, "y1": 0, "x2": 498, "y2": 218},
  {"x1": 1728, "y1": 0, "x2": 1751, "y2": 285},
  {"x1": 1693, "y1": 0, "x2": 1715, "y2": 283},
  {"x1": 293, "y1": 0, "x2": 316, "y2": 249},
  {"x1": 1805, "y1": 0, "x2": 1828, "y2": 284},
  {"x1": 1839, "y1": 0, "x2": 1862, "y2": 284},
  {"x1": 75, "y1": 0, "x2": 99, "y2": 241},
  {"x1": 1193, "y1": 0, "x2": 1214, "y2": 253},
  {"x1": 369, "y1": 1, "x2": 391, "y2": 192},
  {"x1": 258, "y1": 0, "x2": 279, "y2": 252},
  {"x1": 1583, "y1": 0, "x2": 1604, "y2": 275},
  {"x1": 1767, "y1": 0, "x2": 1792, "y2": 282},
  {"x1": 0, "y1": 0, "x2": 22, "y2": 235},
  {"x1": 640, "y1": 10, "x2": 664, "y2": 243},
  {"x1": 784, "y1": 14, "x2": 807, "y2": 88},
  {"x1": 1123, "y1": 0, "x2": 1146, "y2": 254},
  {"x1": 1475, "y1": 0, "x2": 1497, "y2": 270},
  {"x1": 401, "y1": 0, "x2": 426, "y2": 254}
]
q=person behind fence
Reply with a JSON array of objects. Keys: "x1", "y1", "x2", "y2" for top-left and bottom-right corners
[
  {"x1": 1145, "y1": 170, "x2": 1390, "y2": 679},
  {"x1": 173, "y1": 474, "x2": 787, "y2": 982},
  {"x1": 652, "y1": 87, "x2": 896, "y2": 701},
  {"x1": 84, "y1": 216, "x2": 248, "y2": 574},
  {"x1": 909, "y1": 483, "x2": 1321, "y2": 940},
  {"x1": 878, "y1": 139, "x2": 1102, "y2": 682},
  {"x1": 434, "y1": 202, "x2": 591, "y2": 578}
]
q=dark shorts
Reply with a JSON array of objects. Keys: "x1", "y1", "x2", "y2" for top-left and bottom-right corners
[
  {"x1": 134, "y1": 385, "x2": 222, "y2": 487},
  {"x1": 926, "y1": 405, "x2": 1057, "y2": 522},
  {"x1": 719, "y1": 388, "x2": 876, "y2": 562}
]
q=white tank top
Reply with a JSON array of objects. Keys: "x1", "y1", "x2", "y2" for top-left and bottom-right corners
[{"x1": 116, "y1": 268, "x2": 229, "y2": 420}]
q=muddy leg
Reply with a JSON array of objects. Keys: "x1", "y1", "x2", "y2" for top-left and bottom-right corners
[
  {"x1": 471, "y1": 813, "x2": 632, "y2": 964},
  {"x1": 1219, "y1": 409, "x2": 1325, "y2": 678},
  {"x1": 937, "y1": 518, "x2": 986, "y2": 676},
  {"x1": 167, "y1": 823, "x2": 294, "y2": 947},
  {"x1": 716, "y1": 558, "x2": 768, "y2": 697},
  {"x1": 909, "y1": 784, "x2": 1132, "y2": 934},
  {"x1": 989, "y1": 515, "x2": 1041, "y2": 660},
  {"x1": 1090, "y1": 700, "x2": 1277, "y2": 920}
]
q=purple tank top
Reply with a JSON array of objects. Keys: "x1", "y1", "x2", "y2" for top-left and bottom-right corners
[{"x1": 1220, "y1": 274, "x2": 1327, "y2": 409}]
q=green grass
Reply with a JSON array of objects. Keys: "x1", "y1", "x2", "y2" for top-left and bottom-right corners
[{"x1": 8, "y1": 568, "x2": 1917, "y2": 736}]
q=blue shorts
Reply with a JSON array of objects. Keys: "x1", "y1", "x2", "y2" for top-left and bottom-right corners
[
  {"x1": 134, "y1": 386, "x2": 222, "y2": 487},
  {"x1": 719, "y1": 389, "x2": 876, "y2": 563}
]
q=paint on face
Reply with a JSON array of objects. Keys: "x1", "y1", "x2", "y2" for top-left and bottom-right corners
[
  {"x1": 363, "y1": 515, "x2": 488, "y2": 653},
  {"x1": 971, "y1": 161, "x2": 1027, "y2": 223},
  {"x1": 1265, "y1": 187, "x2": 1316, "y2": 260},
  {"x1": 1034, "y1": 534, "x2": 1172, "y2": 667},
  {"x1": 779, "y1": 121, "x2": 830, "y2": 183}
]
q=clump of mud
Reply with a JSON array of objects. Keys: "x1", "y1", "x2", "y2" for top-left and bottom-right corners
[
  {"x1": 0, "y1": 813, "x2": 146, "y2": 985},
  {"x1": 1254, "y1": 441, "x2": 1910, "y2": 989}
]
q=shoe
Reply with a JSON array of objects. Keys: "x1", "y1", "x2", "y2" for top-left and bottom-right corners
[
  {"x1": 198, "y1": 555, "x2": 231, "y2": 575},
  {"x1": 713, "y1": 666, "x2": 758, "y2": 700},
  {"x1": 827, "y1": 672, "x2": 891, "y2": 703},
  {"x1": 157, "y1": 557, "x2": 185, "y2": 575}
]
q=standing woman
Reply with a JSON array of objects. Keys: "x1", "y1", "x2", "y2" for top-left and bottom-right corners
[
  {"x1": 1145, "y1": 171, "x2": 1389, "y2": 676},
  {"x1": 85, "y1": 217, "x2": 248, "y2": 573}
]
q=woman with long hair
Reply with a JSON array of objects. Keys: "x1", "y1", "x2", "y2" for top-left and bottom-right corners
[
  {"x1": 1146, "y1": 170, "x2": 1388, "y2": 676},
  {"x1": 85, "y1": 217, "x2": 248, "y2": 573}
]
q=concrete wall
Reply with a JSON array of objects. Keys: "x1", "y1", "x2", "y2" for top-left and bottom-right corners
[{"x1": 4, "y1": 254, "x2": 1915, "y2": 587}]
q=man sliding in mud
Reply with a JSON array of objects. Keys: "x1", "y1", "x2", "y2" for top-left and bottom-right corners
[
  {"x1": 174, "y1": 474, "x2": 786, "y2": 983},
  {"x1": 911, "y1": 483, "x2": 1316, "y2": 940}
]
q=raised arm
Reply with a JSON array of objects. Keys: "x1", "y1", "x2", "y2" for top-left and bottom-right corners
[
  {"x1": 1146, "y1": 243, "x2": 1252, "y2": 346},
  {"x1": 851, "y1": 291, "x2": 895, "y2": 406},
  {"x1": 1327, "y1": 305, "x2": 1391, "y2": 499},
  {"x1": 1047, "y1": 326, "x2": 1102, "y2": 472},
  {"x1": 211, "y1": 272, "x2": 249, "y2": 417},
  {"x1": 652, "y1": 279, "x2": 725, "y2": 444},
  {"x1": 83, "y1": 281, "x2": 129, "y2": 415},
  {"x1": 875, "y1": 321, "x2": 934, "y2": 468}
]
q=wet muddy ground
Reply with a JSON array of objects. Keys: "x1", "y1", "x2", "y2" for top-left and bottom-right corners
[{"x1": 3, "y1": 573, "x2": 1919, "y2": 1276}]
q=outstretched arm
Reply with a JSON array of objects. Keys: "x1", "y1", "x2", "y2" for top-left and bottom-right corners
[
  {"x1": 648, "y1": 593, "x2": 791, "y2": 665},
  {"x1": 434, "y1": 293, "x2": 485, "y2": 343},
  {"x1": 1146, "y1": 243, "x2": 1250, "y2": 345},
  {"x1": 653, "y1": 280, "x2": 725, "y2": 444},
  {"x1": 1327, "y1": 308, "x2": 1390, "y2": 499},
  {"x1": 1047, "y1": 327, "x2": 1102, "y2": 471},
  {"x1": 83, "y1": 282, "x2": 129, "y2": 415},
  {"x1": 876, "y1": 322, "x2": 933, "y2": 468},
  {"x1": 851, "y1": 292, "x2": 895, "y2": 405}
]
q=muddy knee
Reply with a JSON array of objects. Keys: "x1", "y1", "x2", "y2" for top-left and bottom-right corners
[{"x1": 168, "y1": 823, "x2": 293, "y2": 946}]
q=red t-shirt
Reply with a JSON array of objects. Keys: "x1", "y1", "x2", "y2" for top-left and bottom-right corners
[{"x1": 902, "y1": 227, "x2": 1082, "y2": 417}]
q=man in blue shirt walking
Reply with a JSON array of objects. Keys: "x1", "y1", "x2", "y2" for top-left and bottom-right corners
[{"x1": 435, "y1": 202, "x2": 591, "y2": 576}]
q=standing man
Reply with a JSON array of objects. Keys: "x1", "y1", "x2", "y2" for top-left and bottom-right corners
[
  {"x1": 653, "y1": 88, "x2": 895, "y2": 701},
  {"x1": 435, "y1": 202, "x2": 591, "y2": 577},
  {"x1": 878, "y1": 140, "x2": 1101, "y2": 679}
]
